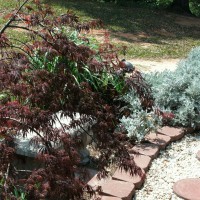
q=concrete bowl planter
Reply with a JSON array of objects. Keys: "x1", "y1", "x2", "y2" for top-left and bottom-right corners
[{"x1": 12, "y1": 112, "x2": 95, "y2": 170}]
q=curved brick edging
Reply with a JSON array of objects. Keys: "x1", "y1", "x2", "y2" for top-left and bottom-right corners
[{"x1": 88, "y1": 126, "x2": 190, "y2": 200}]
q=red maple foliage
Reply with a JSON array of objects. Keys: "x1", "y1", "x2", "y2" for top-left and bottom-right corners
[{"x1": 0, "y1": 1, "x2": 152, "y2": 199}]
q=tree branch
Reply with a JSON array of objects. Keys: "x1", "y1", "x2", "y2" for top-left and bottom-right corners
[
  {"x1": 3, "y1": 163, "x2": 10, "y2": 195},
  {"x1": 79, "y1": 125, "x2": 97, "y2": 146},
  {"x1": 55, "y1": 114, "x2": 66, "y2": 132},
  {"x1": 0, "y1": 0, "x2": 30, "y2": 35},
  {"x1": 7, "y1": 25, "x2": 49, "y2": 42}
]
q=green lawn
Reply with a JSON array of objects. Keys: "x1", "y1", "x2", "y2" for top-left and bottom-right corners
[{"x1": 1, "y1": 0, "x2": 200, "y2": 59}]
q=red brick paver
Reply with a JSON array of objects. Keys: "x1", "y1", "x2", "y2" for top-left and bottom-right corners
[
  {"x1": 92, "y1": 195, "x2": 122, "y2": 200},
  {"x1": 145, "y1": 133, "x2": 171, "y2": 149},
  {"x1": 112, "y1": 169, "x2": 145, "y2": 189},
  {"x1": 173, "y1": 178, "x2": 200, "y2": 200},
  {"x1": 129, "y1": 143, "x2": 159, "y2": 158},
  {"x1": 87, "y1": 174, "x2": 111, "y2": 190},
  {"x1": 157, "y1": 126, "x2": 185, "y2": 142},
  {"x1": 100, "y1": 179, "x2": 135, "y2": 200},
  {"x1": 87, "y1": 127, "x2": 193, "y2": 200},
  {"x1": 130, "y1": 154, "x2": 152, "y2": 172}
]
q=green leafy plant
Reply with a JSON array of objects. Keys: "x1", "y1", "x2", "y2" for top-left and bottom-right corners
[
  {"x1": 13, "y1": 187, "x2": 27, "y2": 200},
  {"x1": 190, "y1": 0, "x2": 200, "y2": 16},
  {"x1": 29, "y1": 27, "x2": 126, "y2": 101}
]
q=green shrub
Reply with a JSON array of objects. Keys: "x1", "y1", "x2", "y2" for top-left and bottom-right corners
[
  {"x1": 190, "y1": 0, "x2": 200, "y2": 16},
  {"x1": 149, "y1": 0, "x2": 172, "y2": 8},
  {"x1": 29, "y1": 29, "x2": 126, "y2": 103},
  {"x1": 145, "y1": 46, "x2": 200, "y2": 128}
]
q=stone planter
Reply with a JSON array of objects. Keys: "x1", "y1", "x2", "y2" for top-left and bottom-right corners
[{"x1": 13, "y1": 112, "x2": 94, "y2": 169}]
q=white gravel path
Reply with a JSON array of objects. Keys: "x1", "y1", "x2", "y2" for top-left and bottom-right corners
[
  {"x1": 135, "y1": 133, "x2": 200, "y2": 200},
  {"x1": 129, "y1": 58, "x2": 181, "y2": 73}
]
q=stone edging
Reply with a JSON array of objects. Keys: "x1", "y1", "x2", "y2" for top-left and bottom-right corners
[{"x1": 87, "y1": 126, "x2": 192, "y2": 200}]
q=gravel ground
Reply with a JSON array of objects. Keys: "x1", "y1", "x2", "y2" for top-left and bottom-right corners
[
  {"x1": 134, "y1": 132, "x2": 200, "y2": 200},
  {"x1": 129, "y1": 58, "x2": 180, "y2": 73}
]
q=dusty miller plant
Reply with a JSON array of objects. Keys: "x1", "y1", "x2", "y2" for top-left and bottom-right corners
[
  {"x1": 120, "y1": 90, "x2": 162, "y2": 142},
  {"x1": 145, "y1": 46, "x2": 200, "y2": 129}
]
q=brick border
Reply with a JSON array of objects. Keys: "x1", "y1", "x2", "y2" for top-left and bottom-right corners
[{"x1": 88, "y1": 126, "x2": 191, "y2": 200}]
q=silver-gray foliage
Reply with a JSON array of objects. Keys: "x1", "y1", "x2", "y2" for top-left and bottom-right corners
[
  {"x1": 145, "y1": 46, "x2": 200, "y2": 128},
  {"x1": 120, "y1": 90, "x2": 162, "y2": 142}
]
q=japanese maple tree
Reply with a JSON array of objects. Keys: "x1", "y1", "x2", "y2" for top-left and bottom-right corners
[{"x1": 0, "y1": 0, "x2": 152, "y2": 199}]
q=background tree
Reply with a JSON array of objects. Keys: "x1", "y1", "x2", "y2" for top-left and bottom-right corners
[
  {"x1": 171, "y1": 0, "x2": 191, "y2": 14},
  {"x1": 102, "y1": 0, "x2": 200, "y2": 16}
]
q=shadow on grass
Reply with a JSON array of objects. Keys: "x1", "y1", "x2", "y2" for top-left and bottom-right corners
[{"x1": 43, "y1": 0, "x2": 200, "y2": 44}]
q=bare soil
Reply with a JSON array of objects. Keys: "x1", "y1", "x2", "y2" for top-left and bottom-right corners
[{"x1": 174, "y1": 14, "x2": 200, "y2": 28}]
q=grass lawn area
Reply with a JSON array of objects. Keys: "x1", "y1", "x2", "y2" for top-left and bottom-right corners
[{"x1": 1, "y1": 0, "x2": 200, "y2": 59}]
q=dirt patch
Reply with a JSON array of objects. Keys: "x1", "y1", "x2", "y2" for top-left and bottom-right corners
[
  {"x1": 139, "y1": 42, "x2": 153, "y2": 48},
  {"x1": 154, "y1": 28, "x2": 176, "y2": 37},
  {"x1": 0, "y1": 10, "x2": 6, "y2": 16},
  {"x1": 90, "y1": 29, "x2": 139, "y2": 42},
  {"x1": 175, "y1": 16, "x2": 200, "y2": 28},
  {"x1": 11, "y1": 22, "x2": 28, "y2": 33},
  {"x1": 89, "y1": 29, "x2": 154, "y2": 47},
  {"x1": 112, "y1": 32, "x2": 138, "y2": 42},
  {"x1": 112, "y1": 31, "x2": 152, "y2": 43},
  {"x1": 89, "y1": 29, "x2": 105, "y2": 40},
  {"x1": 171, "y1": 14, "x2": 200, "y2": 28}
]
